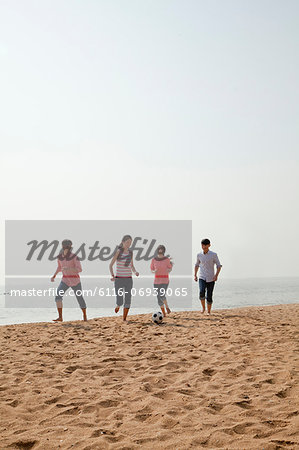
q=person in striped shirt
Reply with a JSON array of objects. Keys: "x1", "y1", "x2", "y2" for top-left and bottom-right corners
[
  {"x1": 109, "y1": 235, "x2": 139, "y2": 322},
  {"x1": 150, "y1": 245, "x2": 173, "y2": 317}
]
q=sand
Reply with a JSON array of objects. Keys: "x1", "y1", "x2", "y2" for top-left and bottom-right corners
[{"x1": 0, "y1": 304, "x2": 298, "y2": 450}]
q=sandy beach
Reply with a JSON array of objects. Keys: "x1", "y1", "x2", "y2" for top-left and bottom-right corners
[{"x1": 0, "y1": 304, "x2": 298, "y2": 449}]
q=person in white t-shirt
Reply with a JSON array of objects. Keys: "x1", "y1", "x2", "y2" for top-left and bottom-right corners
[{"x1": 194, "y1": 238, "x2": 222, "y2": 315}]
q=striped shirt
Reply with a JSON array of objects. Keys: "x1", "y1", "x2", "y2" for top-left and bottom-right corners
[{"x1": 116, "y1": 251, "x2": 132, "y2": 277}]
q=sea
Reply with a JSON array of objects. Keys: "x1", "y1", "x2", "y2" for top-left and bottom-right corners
[{"x1": 0, "y1": 277, "x2": 298, "y2": 326}]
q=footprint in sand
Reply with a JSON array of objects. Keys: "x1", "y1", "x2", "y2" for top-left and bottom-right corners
[
  {"x1": 64, "y1": 365, "x2": 80, "y2": 374},
  {"x1": 101, "y1": 356, "x2": 122, "y2": 363},
  {"x1": 140, "y1": 383, "x2": 152, "y2": 392},
  {"x1": 104, "y1": 434, "x2": 124, "y2": 443},
  {"x1": 160, "y1": 416, "x2": 179, "y2": 429},
  {"x1": 262, "y1": 419, "x2": 288, "y2": 428},
  {"x1": 176, "y1": 388, "x2": 194, "y2": 396},
  {"x1": 276, "y1": 387, "x2": 290, "y2": 398},
  {"x1": 90, "y1": 428, "x2": 114, "y2": 437},
  {"x1": 152, "y1": 390, "x2": 174, "y2": 400},
  {"x1": 98, "y1": 399, "x2": 120, "y2": 408},
  {"x1": 263, "y1": 378, "x2": 275, "y2": 384},
  {"x1": 82, "y1": 404, "x2": 97, "y2": 413},
  {"x1": 7, "y1": 440, "x2": 37, "y2": 449},
  {"x1": 222, "y1": 422, "x2": 255, "y2": 435},
  {"x1": 56, "y1": 406, "x2": 80, "y2": 416},
  {"x1": 7, "y1": 399, "x2": 19, "y2": 407},
  {"x1": 12, "y1": 429, "x2": 27, "y2": 436},
  {"x1": 271, "y1": 439, "x2": 297, "y2": 447},
  {"x1": 207, "y1": 401, "x2": 224, "y2": 412},
  {"x1": 134, "y1": 412, "x2": 152, "y2": 422},
  {"x1": 202, "y1": 367, "x2": 216, "y2": 377},
  {"x1": 134, "y1": 437, "x2": 153, "y2": 445},
  {"x1": 234, "y1": 399, "x2": 252, "y2": 409},
  {"x1": 44, "y1": 396, "x2": 61, "y2": 405},
  {"x1": 166, "y1": 409, "x2": 180, "y2": 416}
]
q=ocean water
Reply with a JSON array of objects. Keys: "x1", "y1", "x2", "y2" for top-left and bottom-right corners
[{"x1": 0, "y1": 277, "x2": 298, "y2": 326}]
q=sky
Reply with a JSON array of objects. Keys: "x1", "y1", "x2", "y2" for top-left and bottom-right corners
[{"x1": 0, "y1": 0, "x2": 298, "y2": 281}]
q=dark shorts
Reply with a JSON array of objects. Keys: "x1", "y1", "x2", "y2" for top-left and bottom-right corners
[
  {"x1": 115, "y1": 277, "x2": 133, "y2": 309},
  {"x1": 154, "y1": 283, "x2": 169, "y2": 307},
  {"x1": 199, "y1": 279, "x2": 215, "y2": 304},
  {"x1": 55, "y1": 281, "x2": 87, "y2": 309}
]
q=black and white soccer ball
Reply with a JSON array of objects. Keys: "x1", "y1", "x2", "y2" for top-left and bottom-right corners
[{"x1": 152, "y1": 311, "x2": 163, "y2": 324}]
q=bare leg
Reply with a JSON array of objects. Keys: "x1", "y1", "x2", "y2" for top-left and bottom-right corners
[
  {"x1": 207, "y1": 302, "x2": 212, "y2": 315},
  {"x1": 200, "y1": 299, "x2": 205, "y2": 314},
  {"x1": 163, "y1": 299, "x2": 171, "y2": 314},
  {"x1": 82, "y1": 308, "x2": 87, "y2": 321},
  {"x1": 115, "y1": 306, "x2": 120, "y2": 313},
  {"x1": 161, "y1": 306, "x2": 166, "y2": 317},
  {"x1": 123, "y1": 307, "x2": 129, "y2": 321},
  {"x1": 53, "y1": 307, "x2": 63, "y2": 322}
]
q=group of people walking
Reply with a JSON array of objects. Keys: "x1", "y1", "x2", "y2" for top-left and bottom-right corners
[{"x1": 51, "y1": 235, "x2": 222, "y2": 323}]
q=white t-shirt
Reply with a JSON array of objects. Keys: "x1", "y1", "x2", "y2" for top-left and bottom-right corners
[{"x1": 195, "y1": 250, "x2": 222, "y2": 282}]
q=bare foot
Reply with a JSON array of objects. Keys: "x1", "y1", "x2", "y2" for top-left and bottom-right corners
[
  {"x1": 201, "y1": 310, "x2": 205, "y2": 314},
  {"x1": 53, "y1": 318, "x2": 63, "y2": 322},
  {"x1": 166, "y1": 307, "x2": 171, "y2": 314},
  {"x1": 115, "y1": 306, "x2": 120, "y2": 313}
]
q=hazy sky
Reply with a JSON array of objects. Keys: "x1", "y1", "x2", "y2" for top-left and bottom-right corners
[{"x1": 0, "y1": 0, "x2": 298, "y2": 280}]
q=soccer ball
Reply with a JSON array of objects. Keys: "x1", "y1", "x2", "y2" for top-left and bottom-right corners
[{"x1": 152, "y1": 311, "x2": 163, "y2": 324}]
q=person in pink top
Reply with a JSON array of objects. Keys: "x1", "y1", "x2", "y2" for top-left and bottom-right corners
[
  {"x1": 150, "y1": 245, "x2": 173, "y2": 317},
  {"x1": 51, "y1": 239, "x2": 87, "y2": 322}
]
